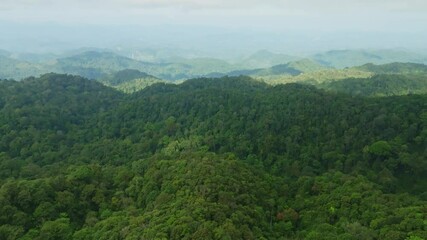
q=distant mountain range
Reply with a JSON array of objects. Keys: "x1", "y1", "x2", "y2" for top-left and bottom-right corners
[
  {"x1": 43, "y1": 61, "x2": 427, "y2": 97},
  {"x1": 208, "y1": 59, "x2": 327, "y2": 78},
  {"x1": 0, "y1": 55, "x2": 47, "y2": 80},
  {"x1": 313, "y1": 49, "x2": 427, "y2": 68},
  {"x1": 237, "y1": 50, "x2": 301, "y2": 69},
  {"x1": 1, "y1": 48, "x2": 427, "y2": 81}
]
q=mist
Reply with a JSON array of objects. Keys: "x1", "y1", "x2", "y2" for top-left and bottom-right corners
[{"x1": 1, "y1": 0, "x2": 427, "y2": 58}]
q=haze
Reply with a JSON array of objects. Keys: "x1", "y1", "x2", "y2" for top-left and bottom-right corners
[{"x1": 1, "y1": 0, "x2": 426, "y2": 56}]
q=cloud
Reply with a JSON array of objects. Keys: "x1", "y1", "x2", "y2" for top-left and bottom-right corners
[
  {"x1": 120, "y1": 0, "x2": 286, "y2": 9},
  {"x1": 1, "y1": 0, "x2": 426, "y2": 33},
  {"x1": 85, "y1": 0, "x2": 427, "y2": 13},
  {"x1": 2, "y1": 0, "x2": 426, "y2": 12},
  {"x1": 0, "y1": 0, "x2": 280, "y2": 10}
]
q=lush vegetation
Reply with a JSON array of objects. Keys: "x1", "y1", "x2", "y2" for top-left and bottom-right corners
[
  {"x1": 0, "y1": 73, "x2": 426, "y2": 239},
  {"x1": 98, "y1": 69, "x2": 166, "y2": 93},
  {"x1": 254, "y1": 62, "x2": 427, "y2": 97},
  {"x1": 256, "y1": 69, "x2": 374, "y2": 85},
  {"x1": 355, "y1": 63, "x2": 427, "y2": 75},
  {"x1": 320, "y1": 74, "x2": 427, "y2": 97}
]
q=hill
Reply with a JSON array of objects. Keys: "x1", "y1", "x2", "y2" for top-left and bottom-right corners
[
  {"x1": 256, "y1": 68, "x2": 374, "y2": 85},
  {"x1": 213, "y1": 59, "x2": 327, "y2": 78},
  {"x1": 0, "y1": 55, "x2": 47, "y2": 80},
  {"x1": 0, "y1": 74, "x2": 426, "y2": 239},
  {"x1": 355, "y1": 62, "x2": 427, "y2": 75},
  {"x1": 2, "y1": 49, "x2": 427, "y2": 82},
  {"x1": 53, "y1": 51, "x2": 239, "y2": 81},
  {"x1": 98, "y1": 69, "x2": 166, "y2": 93},
  {"x1": 313, "y1": 49, "x2": 427, "y2": 68},
  {"x1": 320, "y1": 74, "x2": 427, "y2": 97},
  {"x1": 52, "y1": 51, "x2": 158, "y2": 79},
  {"x1": 239, "y1": 50, "x2": 301, "y2": 68},
  {"x1": 254, "y1": 62, "x2": 427, "y2": 97},
  {"x1": 0, "y1": 50, "x2": 235, "y2": 81},
  {"x1": 253, "y1": 59, "x2": 326, "y2": 76},
  {"x1": 98, "y1": 69, "x2": 158, "y2": 85},
  {"x1": 168, "y1": 57, "x2": 235, "y2": 74}
]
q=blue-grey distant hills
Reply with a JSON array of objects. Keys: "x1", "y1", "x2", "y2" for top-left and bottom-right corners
[
  {"x1": 237, "y1": 50, "x2": 301, "y2": 69},
  {"x1": 1, "y1": 48, "x2": 427, "y2": 81},
  {"x1": 0, "y1": 55, "x2": 47, "y2": 80},
  {"x1": 207, "y1": 59, "x2": 327, "y2": 78},
  {"x1": 313, "y1": 49, "x2": 427, "y2": 68}
]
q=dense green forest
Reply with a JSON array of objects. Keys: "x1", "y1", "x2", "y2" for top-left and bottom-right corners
[
  {"x1": 319, "y1": 74, "x2": 427, "y2": 97},
  {"x1": 0, "y1": 73, "x2": 426, "y2": 239}
]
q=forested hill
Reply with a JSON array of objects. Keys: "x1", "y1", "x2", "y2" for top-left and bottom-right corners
[
  {"x1": 254, "y1": 62, "x2": 427, "y2": 97},
  {"x1": 98, "y1": 69, "x2": 164, "y2": 93},
  {"x1": 355, "y1": 62, "x2": 427, "y2": 75},
  {"x1": 319, "y1": 74, "x2": 427, "y2": 97},
  {"x1": 0, "y1": 74, "x2": 426, "y2": 239}
]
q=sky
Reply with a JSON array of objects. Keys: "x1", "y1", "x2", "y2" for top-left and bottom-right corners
[{"x1": 1, "y1": 0, "x2": 427, "y2": 55}]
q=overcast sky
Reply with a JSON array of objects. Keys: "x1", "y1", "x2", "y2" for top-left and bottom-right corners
[{"x1": 1, "y1": 0, "x2": 426, "y2": 54}]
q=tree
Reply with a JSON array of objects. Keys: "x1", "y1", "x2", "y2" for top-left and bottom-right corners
[{"x1": 38, "y1": 218, "x2": 72, "y2": 240}]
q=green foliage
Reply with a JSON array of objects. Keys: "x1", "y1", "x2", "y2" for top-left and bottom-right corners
[
  {"x1": 355, "y1": 62, "x2": 427, "y2": 75},
  {"x1": 320, "y1": 74, "x2": 427, "y2": 97},
  {"x1": 38, "y1": 218, "x2": 73, "y2": 240},
  {"x1": 98, "y1": 69, "x2": 155, "y2": 86},
  {"x1": 255, "y1": 62, "x2": 427, "y2": 97},
  {"x1": 366, "y1": 141, "x2": 392, "y2": 157},
  {"x1": 256, "y1": 68, "x2": 373, "y2": 85},
  {"x1": 0, "y1": 73, "x2": 426, "y2": 239},
  {"x1": 113, "y1": 78, "x2": 166, "y2": 93},
  {"x1": 98, "y1": 69, "x2": 166, "y2": 93}
]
